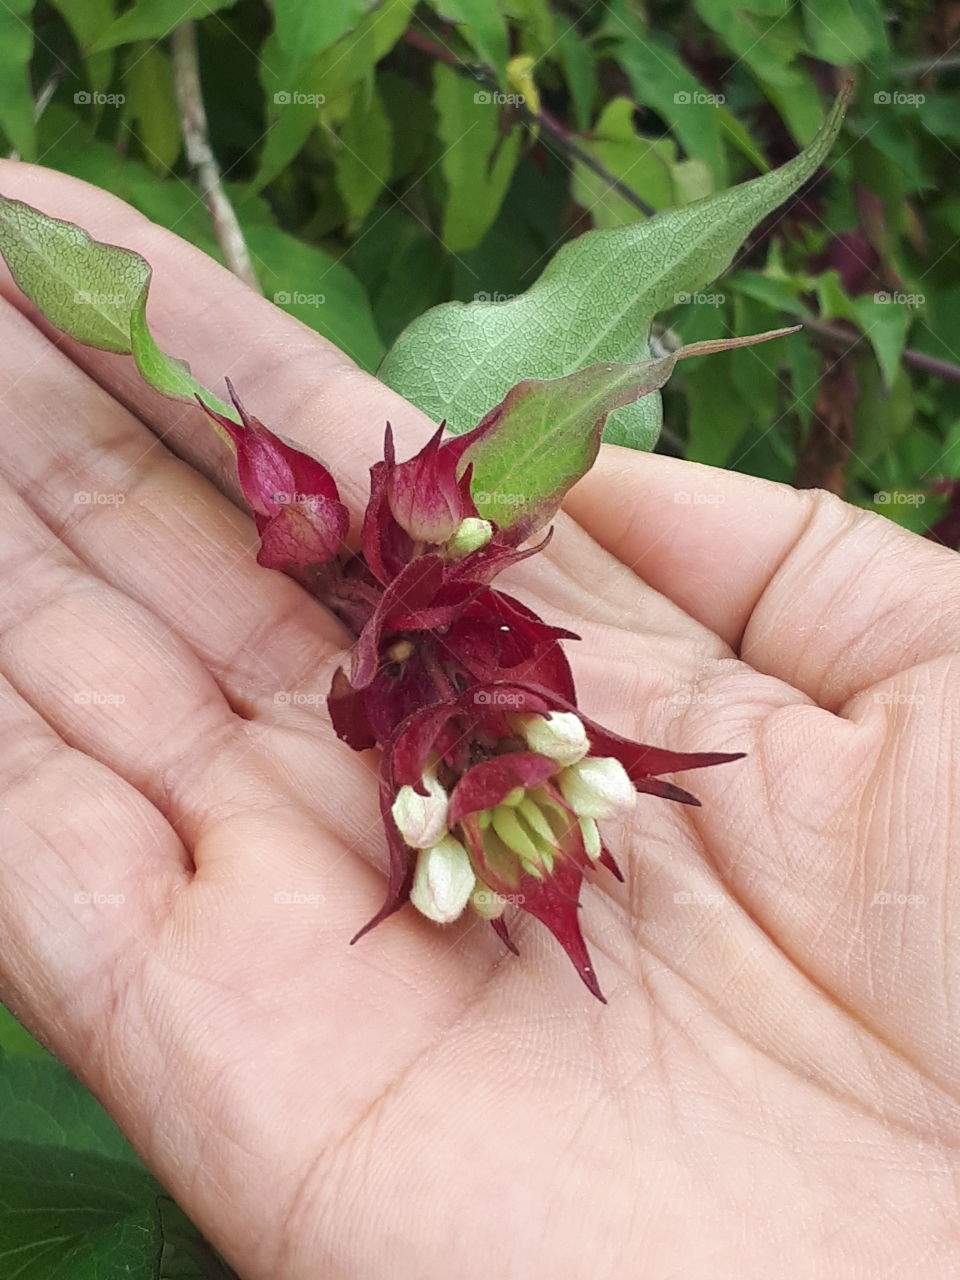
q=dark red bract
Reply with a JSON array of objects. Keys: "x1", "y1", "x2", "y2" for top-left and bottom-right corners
[{"x1": 204, "y1": 392, "x2": 743, "y2": 999}]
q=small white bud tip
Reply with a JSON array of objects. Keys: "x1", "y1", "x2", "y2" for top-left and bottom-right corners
[
  {"x1": 559, "y1": 756, "x2": 637, "y2": 819},
  {"x1": 518, "y1": 711, "x2": 589, "y2": 766},
  {"x1": 410, "y1": 835, "x2": 477, "y2": 924}
]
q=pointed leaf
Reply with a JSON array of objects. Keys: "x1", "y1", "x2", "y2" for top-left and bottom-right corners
[
  {"x1": 460, "y1": 329, "x2": 799, "y2": 538},
  {"x1": 0, "y1": 195, "x2": 236, "y2": 429},
  {"x1": 379, "y1": 87, "x2": 849, "y2": 449}
]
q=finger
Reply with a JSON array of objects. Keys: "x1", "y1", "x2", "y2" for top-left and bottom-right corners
[
  {"x1": 0, "y1": 672, "x2": 188, "y2": 1030},
  {"x1": 0, "y1": 468, "x2": 267, "y2": 843},
  {"x1": 0, "y1": 159, "x2": 432, "y2": 513},
  {"x1": 565, "y1": 448, "x2": 960, "y2": 711},
  {"x1": 0, "y1": 161, "x2": 722, "y2": 657},
  {"x1": 0, "y1": 295, "x2": 349, "y2": 714}
]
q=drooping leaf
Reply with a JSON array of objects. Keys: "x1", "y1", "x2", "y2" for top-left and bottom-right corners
[
  {"x1": 270, "y1": 0, "x2": 368, "y2": 85},
  {"x1": 0, "y1": 0, "x2": 35, "y2": 160},
  {"x1": 461, "y1": 330, "x2": 799, "y2": 537},
  {"x1": 433, "y1": 62, "x2": 522, "y2": 253},
  {"x1": 0, "y1": 194, "x2": 236, "y2": 425},
  {"x1": 90, "y1": 0, "x2": 238, "y2": 51},
  {"x1": 254, "y1": 0, "x2": 410, "y2": 192},
  {"x1": 331, "y1": 80, "x2": 394, "y2": 231},
  {"x1": 379, "y1": 88, "x2": 849, "y2": 448},
  {"x1": 122, "y1": 44, "x2": 182, "y2": 173},
  {"x1": 48, "y1": 0, "x2": 115, "y2": 97},
  {"x1": 424, "y1": 0, "x2": 509, "y2": 80}
]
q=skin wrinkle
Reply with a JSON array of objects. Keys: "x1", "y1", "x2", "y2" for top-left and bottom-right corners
[{"x1": 3, "y1": 164, "x2": 960, "y2": 1277}]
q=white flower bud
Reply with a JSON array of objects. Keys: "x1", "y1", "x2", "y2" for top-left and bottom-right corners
[
  {"x1": 471, "y1": 884, "x2": 507, "y2": 919},
  {"x1": 391, "y1": 775, "x2": 449, "y2": 849},
  {"x1": 559, "y1": 756, "x2": 636, "y2": 819},
  {"x1": 446, "y1": 517, "x2": 493, "y2": 558},
  {"x1": 410, "y1": 835, "x2": 477, "y2": 924},
  {"x1": 517, "y1": 711, "x2": 589, "y2": 766}
]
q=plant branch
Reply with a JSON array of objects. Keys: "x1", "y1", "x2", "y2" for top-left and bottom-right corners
[
  {"x1": 171, "y1": 21, "x2": 258, "y2": 290},
  {"x1": 403, "y1": 27, "x2": 655, "y2": 216},
  {"x1": 802, "y1": 316, "x2": 960, "y2": 386}
]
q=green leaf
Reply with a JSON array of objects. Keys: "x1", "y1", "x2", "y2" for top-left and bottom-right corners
[
  {"x1": 0, "y1": 1142, "x2": 162, "y2": 1279},
  {"x1": 612, "y1": 28, "x2": 729, "y2": 186},
  {"x1": 802, "y1": 0, "x2": 875, "y2": 64},
  {"x1": 270, "y1": 0, "x2": 368, "y2": 85},
  {"x1": 48, "y1": 0, "x2": 114, "y2": 97},
  {"x1": 572, "y1": 97, "x2": 712, "y2": 227},
  {"x1": 463, "y1": 330, "x2": 798, "y2": 536},
  {"x1": 240, "y1": 219, "x2": 385, "y2": 372},
  {"x1": 0, "y1": 1048, "x2": 140, "y2": 1164},
  {"x1": 425, "y1": 0, "x2": 509, "y2": 80},
  {"x1": 554, "y1": 24, "x2": 596, "y2": 131},
  {"x1": 123, "y1": 45, "x2": 182, "y2": 173},
  {"x1": 331, "y1": 80, "x2": 393, "y2": 230},
  {"x1": 0, "y1": 195, "x2": 235, "y2": 424},
  {"x1": 380, "y1": 89, "x2": 849, "y2": 447},
  {"x1": 433, "y1": 63, "x2": 522, "y2": 253},
  {"x1": 253, "y1": 0, "x2": 410, "y2": 192},
  {"x1": 0, "y1": 0, "x2": 35, "y2": 160},
  {"x1": 0, "y1": 1006, "x2": 47, "y2": 1060},
  {"x1": 90, "y1": 0, "x2": 238, "y2": 51}
]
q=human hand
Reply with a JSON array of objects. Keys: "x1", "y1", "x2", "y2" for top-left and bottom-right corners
[{"x1": 0, "y1": 162, "x2": 957, "y2": 1279}]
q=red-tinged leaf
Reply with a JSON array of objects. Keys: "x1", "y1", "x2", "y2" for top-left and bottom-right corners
[
  {"x1": 489, "y1": 914, "x2": 519, "y2": 955},
  {"x1": 598, "y1": 845, "x2": 624, "y2": 882},
  {"x1": 327, "y1": 666, "x2": 377, "y2": 751},
  {"x1": 386, "y1": 422, "x2": 476, "y2": 542},
  {"x1": 516, "y1": 856, "x2": 605, "y2": 1001},
  {"x1": 350, "y1": 555, "x2": 445, "y2": 688},
  {"x1": 446, "y1": 592, "x2": 578, "y2": 701},
  {"x1": 362, "y1": 454, "x2": 414, "y2": 585},
  {"x1": 390, "y1": 702, "x2": 462, "y2": 789},
  {"x1": 197, "y1": 386, "x2": 349, "y2": 573},
  {"x1": 448, "y1": 751, "x2": 558, "y2": 825},
  {"x1": 364, "y1": 659, "x2": 443, "y2": 747},
  {"x1": 351, "y1": 765, "x2": 415, "y2": 943},
  {"x1": 456, "y1": 330, "x2": 802, "y2": 542}
]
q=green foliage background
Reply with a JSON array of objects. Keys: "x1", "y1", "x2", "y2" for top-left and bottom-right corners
[{"x1": 0, "y1": 0, "x2": 958, "y2": 1275}]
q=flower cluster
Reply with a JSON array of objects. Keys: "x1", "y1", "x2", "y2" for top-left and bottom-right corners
[{"x1": 200, "y1": 387, "x2": 742, "y2": 1000}]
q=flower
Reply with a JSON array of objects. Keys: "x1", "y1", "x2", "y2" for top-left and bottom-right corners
[{"x1": 207, "y1": 385, "x2": 744, "y2": 1000}]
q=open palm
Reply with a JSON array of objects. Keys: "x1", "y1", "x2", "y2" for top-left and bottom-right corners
[{"x1": 0, "y1": 163, "x2": 958, "y2": 1280}]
